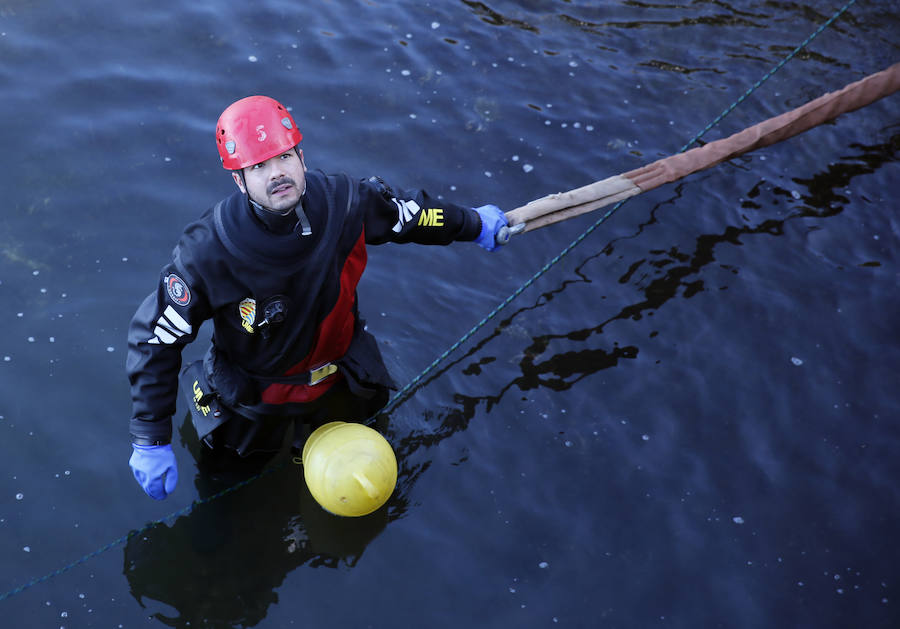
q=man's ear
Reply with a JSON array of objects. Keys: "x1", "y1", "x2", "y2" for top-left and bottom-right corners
[
  {"x1": 298, "y1": 149, "x2": 307, "y2": 172},
  {"x1": 231, "y1": 171, "x2": 246, "y2": 193}
]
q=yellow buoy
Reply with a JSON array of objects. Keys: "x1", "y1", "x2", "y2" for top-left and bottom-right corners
[{"x1": 302, "y1": 421, "x2": 398, "y2": 517}]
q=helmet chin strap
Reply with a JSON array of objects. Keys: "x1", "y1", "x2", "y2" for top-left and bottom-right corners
[
  {"x1": 238, "y1": 146, "x2": 312, "y2": 236},
  {"x1": 239, "y1": 170, "x2": 312, "y2": 236}
]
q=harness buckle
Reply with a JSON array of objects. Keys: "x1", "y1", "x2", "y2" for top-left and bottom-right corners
[{"x1": 309, "y1": 362, "x2": 338, "y2": 386}]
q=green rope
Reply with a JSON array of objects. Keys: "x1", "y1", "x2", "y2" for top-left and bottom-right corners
[
  {"x1": 378, "y1": 201, "x2": 618, "y2": 414},
  {"x1": 0, "y1": 0, "x2": 858, "y2": 604}
]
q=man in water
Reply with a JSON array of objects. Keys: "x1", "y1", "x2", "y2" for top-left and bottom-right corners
[{"x1": 126, "y1": 95, "x2": 507, "y2": 500}]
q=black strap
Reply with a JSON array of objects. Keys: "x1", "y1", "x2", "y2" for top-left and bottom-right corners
[{"x1": 294, "y1": 204, "x2": 313, "y2": 235}]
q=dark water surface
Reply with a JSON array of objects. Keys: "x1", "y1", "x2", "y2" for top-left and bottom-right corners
[{"x1": 1, "y1": 1, "x2": 898, "y2": 627}]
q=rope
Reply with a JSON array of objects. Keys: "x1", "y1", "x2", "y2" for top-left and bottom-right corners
[{"x1": 0, "y1": 0, "x2": 858, "y2": 604}]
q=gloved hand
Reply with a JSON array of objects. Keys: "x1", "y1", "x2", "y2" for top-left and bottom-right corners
[
  {"x1": 129, "y1": 444, "x2": 178, "y2": 500},
  {"x1": 473, "y1": 204, "x2": 509, "y2": 251}
]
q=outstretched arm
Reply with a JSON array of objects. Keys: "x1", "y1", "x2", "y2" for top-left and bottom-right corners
[{"x1": 359, "y1": 176, "x2": 507, "y2": 249}]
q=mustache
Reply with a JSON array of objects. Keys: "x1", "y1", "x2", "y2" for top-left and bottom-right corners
[{"x1": 267, "y1": 177, "x2": 297, "y2": 195}]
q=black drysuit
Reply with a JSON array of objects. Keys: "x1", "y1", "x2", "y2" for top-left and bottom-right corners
[{"x1": 126, "y1": 170, "x2": 481, "y2": 453}]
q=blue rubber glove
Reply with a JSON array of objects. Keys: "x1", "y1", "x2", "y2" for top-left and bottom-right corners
[
  {"x1": 473, "y1": 204, "x2": 509, "y2": 251},
  {"x1": 129, "y1": 444, "x2": 178, "y2": 500}
]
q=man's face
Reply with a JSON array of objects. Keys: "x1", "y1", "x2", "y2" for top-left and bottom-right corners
[{"x1": 233, "y1": 149, "x2": 307, "y2": 213}]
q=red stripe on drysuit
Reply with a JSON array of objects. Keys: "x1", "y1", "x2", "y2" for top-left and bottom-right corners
[{"x1": 260, "y1": 231, "x2": 367, "y2": 404}]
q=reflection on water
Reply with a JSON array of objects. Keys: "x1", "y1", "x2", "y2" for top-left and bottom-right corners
[
  {"x1": 461, "y1": 0, "x2": 540, "y2": 32},
  {"x1": 124, "y1": 417, "x2": 392, "y2": 628},
  {"x1": 124, "y1": 482, "x2": 387, "y2": 628}
]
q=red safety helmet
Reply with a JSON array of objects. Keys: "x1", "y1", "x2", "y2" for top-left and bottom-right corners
[{"x1": 215, "y1": 95, "x2": 303, "y2": 170}]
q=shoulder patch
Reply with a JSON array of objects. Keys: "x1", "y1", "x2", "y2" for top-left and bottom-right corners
[{"x1": 165, "y1": 273, "x2": 191, "y2": 306}]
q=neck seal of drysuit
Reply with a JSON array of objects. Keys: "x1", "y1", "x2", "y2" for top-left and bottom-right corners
[{"x1": 238, "y1": 147, "x2": 312, "y2": 236}]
